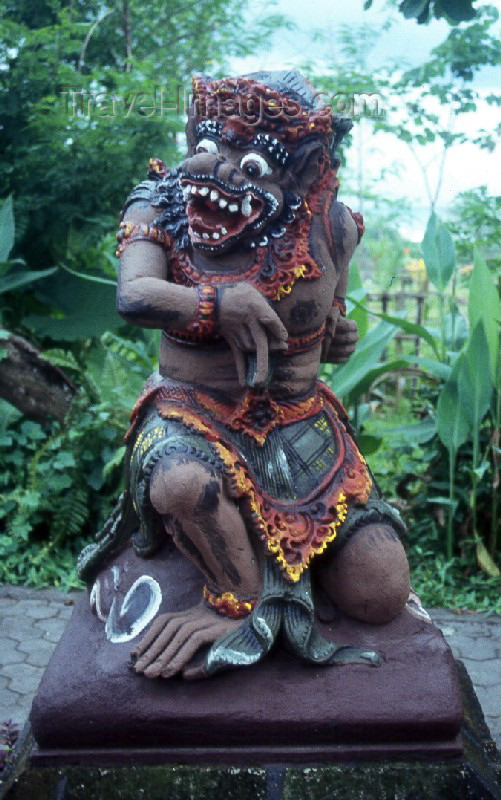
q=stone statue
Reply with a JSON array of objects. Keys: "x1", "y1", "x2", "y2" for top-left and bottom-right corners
[{"x1": 77, "y1": 71, "x2": 411, "y2": 682}]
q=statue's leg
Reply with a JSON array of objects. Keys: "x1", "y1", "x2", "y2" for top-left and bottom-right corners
[
  {"x1": 317, "y1": 523, "x2": 410, "y2": 624},
  {"x1": 131, "y1": 455, "x2": 261, "y2": 679}
]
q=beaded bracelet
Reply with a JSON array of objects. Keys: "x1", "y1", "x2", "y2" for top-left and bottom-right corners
[
  {"x1": 166, "y1": 284, "x2": 219, "y2": 342},
  {"x1": 115, "y1": 221, "x2": 173, "y2": 256},
  {"x1": 332, "y1": 296, "x2": 347, "y2": 317},
  {"x1": 203, "y1": 585, "x2": 257, "y2": 619}
]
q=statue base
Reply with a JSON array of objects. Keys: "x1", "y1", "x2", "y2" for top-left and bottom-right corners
[
  {"x1": 29, "y1": 549, "x2": 463, "y2": 763},
  {"x1": 0, "y1": 665, "x2": 499, "y2": 800}
]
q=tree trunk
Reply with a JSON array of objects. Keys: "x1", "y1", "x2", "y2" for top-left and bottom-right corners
[{"x1": 0, "y1": 330, "x2": 75, "y2": 424}]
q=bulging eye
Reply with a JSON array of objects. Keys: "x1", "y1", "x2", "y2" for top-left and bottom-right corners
[
  {"x1": 240, "y1": 152, "x2": 272, "y2": 178},
  {"x1": 195, "y1": 138, "x2": 219, "y2": 154}
]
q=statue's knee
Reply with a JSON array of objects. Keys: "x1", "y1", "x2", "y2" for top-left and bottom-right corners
[
  {"x1": 149, "y1": 459, "x2": 220, "y2": 518},
  {"x1": 320, "y1": 523, "x2": 410, "y2": 624}
]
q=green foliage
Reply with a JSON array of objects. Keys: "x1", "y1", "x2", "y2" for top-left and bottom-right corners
[
  {"x1": 409, "y1": 556, "x2": 501, "y2": 613},
  {"x1": 364, "y1": 0, "x2": 478, "y2": 25},
  {"x1": 447, "y1": 187, "x2": 501, "y2": 270},
  {"x1": 0, "y1": 195, "x2": 14, "y2": 261},
  {"x1": 332, "y1": 212, "x2": 500, "y2": 584},
  {"x1": 0, "y1": 0, "x2": 289, "y2": 272},
  {"x1": 422, "y1": 212, "x2": 455, "y2": 294},
  {"x1": 0, "y1": 330, "x2": 157, "y2": 588}
]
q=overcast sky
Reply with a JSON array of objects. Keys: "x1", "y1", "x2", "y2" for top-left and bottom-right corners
[{"x1": 229, "y1": 0, "x2": 501, "y2": 240}]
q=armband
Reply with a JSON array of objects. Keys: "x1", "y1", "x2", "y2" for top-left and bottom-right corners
[{"x1": 115, "y1": 221, "x2": 173, "y2": 256}]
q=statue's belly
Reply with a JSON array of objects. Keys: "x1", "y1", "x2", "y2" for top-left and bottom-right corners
[{"x1": 159, "y1": 336, "x2": 322, "y2": 400}]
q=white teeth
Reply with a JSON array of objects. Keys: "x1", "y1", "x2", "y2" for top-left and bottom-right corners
[
  {"x1": 241, "y1": 195, "x2": 252, "y2": 217},
  {"x1": 182, "y1": 186, "x2": 191, "y2": 200},
  {"x1": 212, "y1": 232, "x2": 220, "y2": 240},
  {"x1": 199, "y1": 187, "x2": 209, "y2": 196},
  {"x1": 210, "y1": 190, "x2": 219, "y2": 201},
  {"x1": 228, "y1": 203, "x2": 239, "y2": 213},
  {"x1": 190, "y1": 185, "x2": 197, "y2": 194},
  {"x1": 202, "y1": 233, "x2": 209, "y2": 239},
  {"x1": 219, "y1": 198, "x2": 228, "y2": 208},
  {"x1": 221, "y1": 227, "x2": 227, "y2": 235}
]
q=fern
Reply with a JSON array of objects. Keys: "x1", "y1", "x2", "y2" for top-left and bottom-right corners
[
  {"x1": 42, "y1": 349, "x2": 80, "y2": 372},
  {"x1": 53, "y1": 483, "x2": 89, "y2": 540}
]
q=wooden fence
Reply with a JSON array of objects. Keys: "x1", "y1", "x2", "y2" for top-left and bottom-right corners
[{"x1": 364, "y1": 275, "x2": 438, "y2": 398}]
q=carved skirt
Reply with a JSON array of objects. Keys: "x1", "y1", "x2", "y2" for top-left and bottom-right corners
[{"x1": 126, "y1": 375, "x2": 405, "y2": 583}]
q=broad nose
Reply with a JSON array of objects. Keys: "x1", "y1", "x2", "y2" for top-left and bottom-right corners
[
  {"x1": 182, "y1": 152, "x2": 245, "y2": 189},
  {"x1": 181, "y1": 151, "x2": 219, "y2": 174}
]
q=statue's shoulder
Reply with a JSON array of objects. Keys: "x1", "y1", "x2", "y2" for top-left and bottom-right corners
[
  {"x1": 121, "y1": 160, "x2": 189, "y2": 250},
  {"x1": 328, "y1": 199, "x2": 365, "y2": 246},
  {"x1": 122, "y1": 159, "x2": 179, "y2": 214}
]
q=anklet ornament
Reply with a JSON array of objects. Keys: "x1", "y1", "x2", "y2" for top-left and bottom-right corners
[{"x1": 203, "y1": 585, "x2": 257, "y2": 619}]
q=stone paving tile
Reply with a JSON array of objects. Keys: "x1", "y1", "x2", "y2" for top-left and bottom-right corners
[
  {"x1": 16, "y1": 637, "x2": 60, "y2": 657},
  {"x1": 0, "y1": 600, "x2": 58, "y2": 620},
  {"x1": 0, "y1": 638, "x2": 24, "y2": 667},
  {"x1": 1, "y1": 616, "x2": 40, "y2": 643},
  {"x1": 2, "y1": 663, "x2": 43, "y2": 695},
  {"x1": 462, "y1": 659, "x2": 501, "y2": 690}
]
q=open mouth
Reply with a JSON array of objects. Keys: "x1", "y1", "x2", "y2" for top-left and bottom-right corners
[{"x1": 179, "y1": 174, "x2": 278, "y2": 251}]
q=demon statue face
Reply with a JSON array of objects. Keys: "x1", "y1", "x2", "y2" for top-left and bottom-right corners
[{"x1": 159, "y1": 71, "x2": 350, "y2": 257}]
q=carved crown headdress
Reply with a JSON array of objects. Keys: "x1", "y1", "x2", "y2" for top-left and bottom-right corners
[{"x1": 191, "y1": 71, "x2": 352, "y2": 157}]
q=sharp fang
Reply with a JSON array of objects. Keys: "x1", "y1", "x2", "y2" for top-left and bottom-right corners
[
  {"x1": 199, "y1": 187, "x2": 209, "y2": 196},
  {"x1": 202, "y1": 233, "x2": 210, "y2": 240},
  {"x1": 221, "y1": 227, "x2": 227, "y2": 235},
  {"x1": 212, "y1": 232, "x2": 220, "y2": 240},
  {"x1": 210, "y1": 190, "x2": 219, "y2": 201},
  {"x1": 190, "y1": 185, "x2": 198, "y2": 194},
  {"x1": 219, "y1": 198, "x2": 228, "y2": 208},
  {"x1": 241, "y1": 195, "x2": 252, "y2": 217},
  {"x1": 228, "y1": 203, "x2": 239, "y2": 213}
]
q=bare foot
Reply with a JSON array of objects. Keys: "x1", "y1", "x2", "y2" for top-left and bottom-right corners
[{"x1": 130, "y1": 604, "x2": 241, "y2": 679}]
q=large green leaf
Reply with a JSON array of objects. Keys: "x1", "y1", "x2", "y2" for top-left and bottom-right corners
[
  {"x1": 344, "y1": 357, "x2": 410, "y2": 398},
  {"x1": 329, "y1": 320, "x2": 397, "y2": 399},
  {"x1": 421, "y1": 212, "x2": 455, "y2": 292},
  {"x1": 458, "y1": 321, "x2": 493, "y2": 433},
  {"x1": 0, "y1": 196, "x2": 14, "y2": 262},
  {"x1": 399, "y1": 354, "x2": 452, "y2": 381},
  {"x1": 348, "y1": 296, "x2": 441, "y2": 358},
  {"x1": 0, "y1": 267, "x2": 57, "y2": 294},
  {"x1": 436, "y1": 355, "x2": 470, "y2": 454},
  {"x1": 381, "y1": 418, "x2": 437, "y2": 444},
  {"x1": 468, "y1": 249, "x2": 500, "y2": 382},
  {"x1": 24, "y1": 270, "x2": 119, "y2": 341}
]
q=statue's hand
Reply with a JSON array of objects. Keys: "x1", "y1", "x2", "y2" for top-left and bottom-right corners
[
  {"x1": 218, "y1": 283, "x2": 288, "y2": 387},
  {"x1": 322, "y1": 316, "x2": 359, "y2": 364}
]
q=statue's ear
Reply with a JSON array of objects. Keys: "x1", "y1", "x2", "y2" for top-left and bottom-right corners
[{"x1": 289, "y1": 140, "x2": 325, "y2": 195}]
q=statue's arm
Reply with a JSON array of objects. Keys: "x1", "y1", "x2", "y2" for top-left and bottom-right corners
[
  {"x1": 116, "y1": 201, "x2": 198, "y2": 330},
  {"x1": 116, "y1": 200, "x2": 288, "y2": 385},
  {"x1": 322, "y1": 202, "x2": 361, "y2": 364}
]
